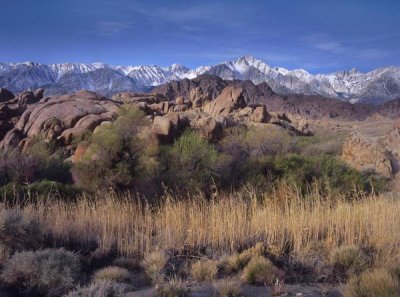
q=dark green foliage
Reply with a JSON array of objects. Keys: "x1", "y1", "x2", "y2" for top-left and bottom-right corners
[
  {"x1": 73, "y1": 106, "x2": 159, "y2": 192},
  {"x1": 159, "y1": 130, "x2": 223, "y2": 192},
  {"x1": 229, "y1": 153, "x2": 387, "y2": 198}
]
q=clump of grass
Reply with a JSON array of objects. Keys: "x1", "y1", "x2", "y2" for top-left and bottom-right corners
[
  {"x1": 331, "y1": 245, "x2": 369, "y2": 279},
  {"x1": 214, "y1": 278, "x2": 242, "y2": 297},
  {"x1": 344, "y1": 269, "x2": 400, "y2": 297},
  {"x1": 155, "y1": 278, "x2": 189, "y2": 297},
  {"x1": 225, "y1": 243, "x2": 265, "y2": 273},
  {"x1": 142, "y1": 250, "x2": 169, "y2": 283},
  {"x1": 65, "y1": 281, "x2": 134, "y2": 297},
  {"x1": 191, "y1": 259, "x2": 218, "y2": 281},
  {"x1": 241, "y1": 255, "x2": 283, "y2": 286},
  {"x1": 93, "y1": 266, "x2": 131, "y2": 283}
]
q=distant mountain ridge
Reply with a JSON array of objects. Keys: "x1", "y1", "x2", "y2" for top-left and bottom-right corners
[{"x1": 1, "y1": 56, "x2": 399, "y2": 104}]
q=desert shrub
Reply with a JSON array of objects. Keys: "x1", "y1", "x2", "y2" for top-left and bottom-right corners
[
  {"x1": 214, "y1": 278, "x2": 241, "y2": 297},
  {"x1": 73, "y1": 106, "x2": 159, "y2": 192},
  {"x1": 292, "y1": 134, "x2": 345, "y2": 156},
  {"x1": 160, "y1": 130, "x2": 223, "y2": 192},
  {"x1": 191, "y1": 259, "x2": 218, "y2": 281},
  {"x1": 93, "y1": 266, "x2": 131, "y2": 283},
  {"x1": 344, "y1": 269, "x2": 400, "y2": 297},
  {"x1": 142, "y1": 250, "x2": 169, "y2": 283},
  {"x1": 225, "y1": 243, "x2": 265, "y2": 273},
  {"x1": 0, "y1": 209, "x2": 42, "y2": 259},
  {"x1": 269, "y1": 154, "x2": 387, "y2": 197},
  {"x1": 1, "y1": 248, "x2": 80, "y2": 297},
  {"x1": 0, "y1": 143, "x2": 72, "y2": 189},
  {"x1": 65, "y1": 281, "x2": 134, "y2": 297},
  {"x1": 330, "y1": 245, "x2": 369, "y2": 279},
  {"x1": 29, "y1": 179, "x2": 81, "y2": 197},
  {"x1": 24, "y1": 137, "x2": 72, "y2": 183},
  {"x1": 156, "y1": 278, "x2": 189, "y2": 297},
  {"x1": 0, "y1": 150, "x2": 38, "y2": 185},
  {"x1": 0, "y1": 180, "x2": 80, "y2": 201},
  {"x1": 241, "y1": 255, "x2": 282, "y2": 286},
  {"x1": 242, "y1": 125, "x2": 293, "y2": 156}
]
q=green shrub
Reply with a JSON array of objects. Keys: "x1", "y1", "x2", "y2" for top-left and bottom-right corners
[
  {"x1": 73, "y1": 105, "x2": 158, "y2": 192},
  {"x1": 156, "y1": 278, "x2": 189, "y2": 297},
  {"x1": 344, "y1": 269, "x2": 400, "y2": 297},
  {"x1": 241, "y1": 255, "x2": 282, "y2": 286},
  {"x1": 160, "y1": 130, "x2": 222, "y2": 192},
  {"x1": 65, "y1": 281, "x2": 134, "y2": 297},
  {"x1": 267, "y1": 154, "x2": 386, "y2": 197},
  {"x1": 1, "y1": 248, "x2": 81, "y2": 297},
  {"x1": 0, "y1": 209, "x2": 42, "y2": 259},
  {"x1": 225, "y1": 243, "x2": 266, "y2": 273},
  {"x1": 331, "y1": 245, "x2": 369, "y2": 279},
  {"x1": 191, "y1": 260, "x2": 218, "y2": 281},
  {"x1": 93, "y1": 266, "x2": 131, "y2": 283}
]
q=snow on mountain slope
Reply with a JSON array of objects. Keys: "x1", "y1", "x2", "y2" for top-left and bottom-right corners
[{"x1": 0, "y1": 56, "x2": 399, "y2": 104}]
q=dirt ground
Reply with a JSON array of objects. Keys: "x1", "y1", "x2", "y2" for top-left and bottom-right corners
[{"x1": 128, "y1": 282, "x2": 343, "y2": 297}]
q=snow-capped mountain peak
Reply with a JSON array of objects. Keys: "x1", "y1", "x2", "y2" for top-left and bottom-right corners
[{"x1": 0, "y1": 57, "x2": 399, "y2": 104}]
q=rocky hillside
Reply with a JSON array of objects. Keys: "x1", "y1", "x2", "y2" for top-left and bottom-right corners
[
  {"x1": 153, "y1": 75, "x2": 372, "y2": 121},
  {"x1": 0, "y1": 82, "x2": 309, "y2": 154}
]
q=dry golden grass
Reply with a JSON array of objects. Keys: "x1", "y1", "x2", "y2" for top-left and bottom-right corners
[
  {"x1": 241, "y1": 255, "x2": 282, "y2": 285},
  {"x1": 10, "y1": 187, "x2": 400, "y2": 268},
  {"x1": 344, "y1": 269, "x2": 400, "y2": 297},
  {"x1": 191, "y1": 259, "x2": 218, "y2": 281},
  {"x1": 214, "y1": 278, "x2": 241, "y2": 297},
  {"x1": 92, "y1": 266, "x2": 131, "y2": 283}
]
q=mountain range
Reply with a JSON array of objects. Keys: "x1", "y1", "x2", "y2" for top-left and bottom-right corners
[{"x1": 1, "y1": 56, "x2": 399, "y2": 105}]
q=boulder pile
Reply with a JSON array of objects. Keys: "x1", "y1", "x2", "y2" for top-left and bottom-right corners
[{"x1": 0, "y1": 84, "x2": 310, "y2": 154}]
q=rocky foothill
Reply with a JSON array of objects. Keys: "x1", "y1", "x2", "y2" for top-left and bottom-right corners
[
  {"x1": 1, "y1": 74, "x2": 400, "y2": 185},
  {"x1": 0, "y1": 79, "x2": 313, "y2": 156}
]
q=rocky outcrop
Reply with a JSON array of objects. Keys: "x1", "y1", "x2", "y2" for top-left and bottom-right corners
[
  {"x1": 152, "y1": 113, "x2": 189, "y2": 144},
  {"x1": 0, "y1": 90, "x2": 120, "y2": 149},
  {"x1": 252, "y1": 105, "x2": 270, "y2": 123},
  {"x1": 203, "y1": 86, "x2": 248, "y2": 116},
  {"x1": 0, "y1": 88, "x2": 15, "y2": 102},
  {"x1": 342, "y1": 133, "x2": 393, "y2": 178}
]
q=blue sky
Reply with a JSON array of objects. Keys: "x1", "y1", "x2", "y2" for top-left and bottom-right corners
[{"x1": 1, "y1": 0, "x2": 399, "y2": 73}]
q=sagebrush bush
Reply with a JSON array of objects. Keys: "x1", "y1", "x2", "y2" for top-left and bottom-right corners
[
  {"x1": 1, "y1": 248, "x2": 80, "y2": 297},
  {"x1": 65, "y1": 281, "x2": 134, "y2": 297},
  {"x1": 191, "y1": 259, "x2": 218, "y2": 281},
  {"x1": 0, "y1": 209, "x2": 42, "y2": 258},
  {"x1": 93, "y1": 266, "x2": 131, "y2": 283},
  {"x1": 142, "y1": 250, "x2": 169, "y2": 283},
  {"x1": 241, "y1": 255, "x2": 282, "y2": 286},
  {"x1": 73, "y1": 105, "x2": 158, "y2": 192},
  {"x1": 331, "y1": 245, "x2": 369, "y2": 279},
  {"x1": 156, "y1": 278, "x2": 189, "y2": 297},
  {"x1": 344, "y1": 269, "x2": 400, "y2": 297},
  {"x1": 214, "y1": 278, "x2": 241, "y2": 297},
  {"x1": 160, "y1": 130, "x2": 223, "y2": 192}
]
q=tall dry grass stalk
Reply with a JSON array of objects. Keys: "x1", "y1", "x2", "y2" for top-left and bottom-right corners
[{"x1": 13, "y1": 187, "x2": 400, "y2": 264}]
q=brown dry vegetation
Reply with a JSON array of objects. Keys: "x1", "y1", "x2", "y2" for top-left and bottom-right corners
[{"x1": 10, "y1": 187, "x2": 399, "y2": 268}]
